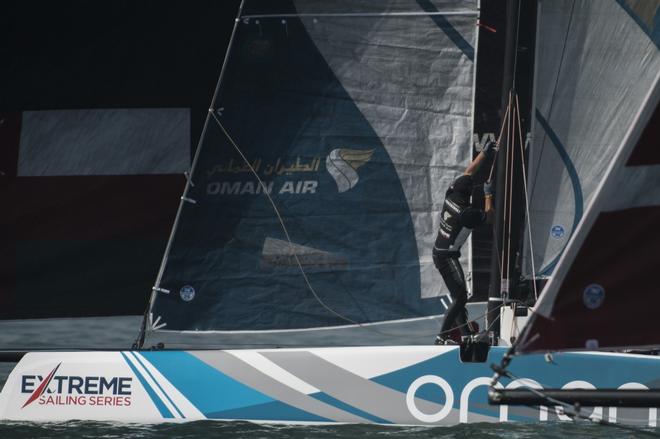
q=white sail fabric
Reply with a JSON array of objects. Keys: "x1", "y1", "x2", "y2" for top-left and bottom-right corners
[
  {"x1": 295, "y1": 0, "x2": 478, "y2": 298},
  {"x1": 522, "y1": 0, "x2": 660, "y2": 278}
]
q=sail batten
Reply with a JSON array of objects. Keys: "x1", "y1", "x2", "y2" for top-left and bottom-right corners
[{"x1": 241, "y1": 11, "x2": 477, "y2": 18}]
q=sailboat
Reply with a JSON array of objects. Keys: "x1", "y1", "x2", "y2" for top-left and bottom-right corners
[{"x1": 1, "y1": 0, "x2": 660, "y2": 426}]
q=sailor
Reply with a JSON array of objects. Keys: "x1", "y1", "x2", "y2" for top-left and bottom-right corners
[{"x1": 433, "y1": 141, "x2": 496, "y2": 345}]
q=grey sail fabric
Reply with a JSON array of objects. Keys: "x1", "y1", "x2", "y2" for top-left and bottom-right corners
[
  {"x1": 145, "y1": 0, "x2": 478, "y2": 346},
  {"x1": 521, "y1": 0, "x2": 660, "y2": 278},
  {"x1": 292, "y1": 0, "x2": 478, "y2": 300}
]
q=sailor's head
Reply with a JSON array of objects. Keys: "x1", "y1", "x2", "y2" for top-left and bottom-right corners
[{"x1": 449, "y1": 174, "x2": 474, "y2": 199}]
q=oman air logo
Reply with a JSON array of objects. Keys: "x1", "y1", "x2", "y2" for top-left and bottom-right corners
[{"x1": 326, "y1": 148, "x2": 374, "y2": 193}]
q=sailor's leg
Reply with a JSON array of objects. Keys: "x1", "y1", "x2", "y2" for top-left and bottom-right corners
[{"x1": 434, "y1": 252, "x2": 471, "y2": 337}]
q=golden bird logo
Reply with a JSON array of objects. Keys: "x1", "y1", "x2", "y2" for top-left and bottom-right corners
[{"x1": 325, "y1": 148, "x2": 375, "y2": 193}]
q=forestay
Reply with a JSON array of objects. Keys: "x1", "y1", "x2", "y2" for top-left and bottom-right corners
[
  {"x1": 144, "y1": 0, "x2": 479, "y2": 346},
  {"x1": 521, "y1": 0, "x2": 660, "y2": 278}
]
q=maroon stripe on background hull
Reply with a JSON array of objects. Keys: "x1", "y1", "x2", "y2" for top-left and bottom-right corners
[
  {"x1": 0, "y1": 174, "x2": 183, "y2": 319},
  {"x1": 1, "y1": 175, "x2": 184, "y2": 239},
  {"x1": 0, "y1": 112, "x2": 21, "y2": 178},
  {"x1": 523, "y1": 206, "x2": 660, "y2": 352},
  {"x1": 627, "y1": 101, "x2": 660, "y2": 166}
]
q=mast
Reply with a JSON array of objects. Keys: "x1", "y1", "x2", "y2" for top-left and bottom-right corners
[
  {"x1": 134, "y1": 1, "x2": 246, "y2": 349},
  {"x1": 485, "y1": 0, "x2": 536, "y2": 344}
]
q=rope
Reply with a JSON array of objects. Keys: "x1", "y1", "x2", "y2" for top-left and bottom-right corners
[
  {"x1": 485, "y1": 93, "x2": 512, "y2": 281},
  {"x1": 494, "y1": 93, "x2": 540, "y2": 303}
]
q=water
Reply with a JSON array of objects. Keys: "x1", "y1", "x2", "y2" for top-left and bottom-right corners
[
  {"x1": 1, "y1": 419, "x2": 655, "y2": 439},
  {"x1": 0, "y1": 318, "x2": 656, "y2": 438},
  {"x1": 1, "y1": 420, "x2": 646, "y2": 439}
]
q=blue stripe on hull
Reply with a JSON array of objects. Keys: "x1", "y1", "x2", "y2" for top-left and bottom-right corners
[
  {"x1": 128, "y1": 352, "x2": 185, "y2": 418},
  {"x1": 141, "y1": 351, "x2": 327, "y2": 422},
  {"x1": 141, "y1": 351, "x2": 273, "y2": 415},
  {"x1": 120, "y1": 352, "x2": 174, "y2": 419}
]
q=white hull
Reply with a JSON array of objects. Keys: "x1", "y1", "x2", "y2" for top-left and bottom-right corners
[{"x1": 1, "y1": 346, "x2": 659, "y2": 426}]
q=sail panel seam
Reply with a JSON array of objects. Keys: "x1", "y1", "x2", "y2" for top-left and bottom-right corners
[
  {"x1": 241, "y1": 11, "x2": 478, "y2": 19},
  {"x1": 152, "y1": 314, "x2": 446, "y2": 334}
]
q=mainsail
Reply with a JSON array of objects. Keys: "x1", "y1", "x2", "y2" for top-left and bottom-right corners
[
  {"x1": 521, "y1": 0, "x2": 660, "y2": 278},
  {"x1": 145, "y1": 0, "x2": 479, "y2": 345}
]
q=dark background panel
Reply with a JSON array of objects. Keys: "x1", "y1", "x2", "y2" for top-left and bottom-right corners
[{"x1": 0, "y1": 0, "x2": 241, "y2": 319}]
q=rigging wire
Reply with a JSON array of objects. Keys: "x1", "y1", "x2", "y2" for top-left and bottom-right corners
[
  {"x1": 492, "y1": 91, "x2": 542, "y2": 304},
  {"x1": 511, "y1": 0, "x2": 522, "y2": 92},
  {"x1": 499, "y1": 91, "x2": 515, "y2": 298},
  {"x1": 506, "y1": 92, "x2": 517, "y2": 297},
  {"x1": 486, "y1": 93, "x2": 513, "y2": 281},
  {"x1": 515, "y1": 94, "x2": 539, "y2": 300}
]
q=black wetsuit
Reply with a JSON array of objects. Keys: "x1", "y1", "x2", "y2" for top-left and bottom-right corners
[{"x1": 433, "y1": 175, "x2": 486, "y2": 337}]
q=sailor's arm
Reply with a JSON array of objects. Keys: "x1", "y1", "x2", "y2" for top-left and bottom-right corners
[
  {"x1": 465, "y1": 140, "x2": 498, "y2": 176},
  {"x1": 484, "y1": 181, "x2": 495, "y2": 224}
]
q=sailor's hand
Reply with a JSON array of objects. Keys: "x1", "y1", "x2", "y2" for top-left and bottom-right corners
[
  {"x1": 484, "y1": 180, "x2": 494, "y2": 197},
  {"x1": 483, "y1": 140, "x2": 498, "y2": 159}
]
